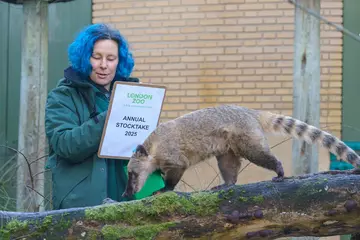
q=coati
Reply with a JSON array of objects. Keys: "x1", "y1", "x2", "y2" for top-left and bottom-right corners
[{"x1": 122, "y1": 104, "x2": 360, "y2": 198}]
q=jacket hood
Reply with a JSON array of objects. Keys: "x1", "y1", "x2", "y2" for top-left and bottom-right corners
[{"x1": 58, "y1": 67, "x2": 93, "y2": 89}]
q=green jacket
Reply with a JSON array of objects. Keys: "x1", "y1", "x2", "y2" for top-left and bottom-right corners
[{"x1": 45, "y1": 67, "x2": 164, "y2": 210}]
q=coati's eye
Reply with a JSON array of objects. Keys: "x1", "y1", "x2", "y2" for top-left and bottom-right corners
[{"x1": 128, "y1": 171, "x2": 139, "y2": 184}]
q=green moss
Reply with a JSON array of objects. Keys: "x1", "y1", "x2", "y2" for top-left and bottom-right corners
[
  {"x1": 39, "y1": 215, "x2": 53, "y2": 231},
  {"x1": 237, "y1": 186, "x2": 265, "y2": 204},
  {"x1": 87, "y1": 230, "x2": 101, "y2": 240},
  {"x1": 296, "y1": 181, "x2": 324, "y2": 198},
  {"x1": 219, "y1": 189, "x2": 235, "y2": 200},
  {"x1": 0, "y1": 213, "x2": 73, "y2": 240},
  {"x1": 314, "y1": 178, "x2": 329, "y2": 185},
  {"x1": 238, "y1": 196, "x2": 248, "y2": 202},
  {"x1": 251, "y1": 195, "x2": 264, "y2": 204},
  {"x1": 237, "y1": 186, "x2": 247, "y2": 194},
  {"x1": 101, "y1": 222, "x2": 176, "y2": 240},
  {"x1": 0, "y1": 219, "x2": 29, "y2": 240},
  {"x1": 6, "y1": 219, "x2": 29, "y2": 232},
  {"x1": 238, "y1": 195, "x2": 264, "y2": 204},
  {"x1": 85, "y1": 191, "x2": 222, "y2": 225},
  {"x1": 0, "y1": 232, "x2": 9, "y2": 240},
  {"x1": 192, "y1": 191, "x2": 224, "y2": 215}
]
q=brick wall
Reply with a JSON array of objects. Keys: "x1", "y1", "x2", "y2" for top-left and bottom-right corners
[{"x1": 92, "y1": 0, "x2": 343, "y2": 137}]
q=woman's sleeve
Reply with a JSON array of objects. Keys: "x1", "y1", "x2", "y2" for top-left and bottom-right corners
[{"x1": 45, "y1": 87, "x2": 106, "y2": 164}]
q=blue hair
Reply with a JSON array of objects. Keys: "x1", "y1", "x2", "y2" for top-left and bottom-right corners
[{"x1": 68, "y1": 23, "x2": 134, "y2": 79}]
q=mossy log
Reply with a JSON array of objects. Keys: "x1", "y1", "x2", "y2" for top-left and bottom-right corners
[{"x1": 1, "y1": 170, "x2": 360, "y2": 240}]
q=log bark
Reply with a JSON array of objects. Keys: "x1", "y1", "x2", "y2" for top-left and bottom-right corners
[{"x1": 1, "y1": 170, "x2": 360, "y2": 240}]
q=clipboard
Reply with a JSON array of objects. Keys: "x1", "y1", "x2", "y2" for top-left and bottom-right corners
[{"x1": 98, "y1": 81, "x2": 166, "y2": 159}]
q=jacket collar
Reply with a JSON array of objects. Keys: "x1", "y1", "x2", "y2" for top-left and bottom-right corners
[
  {"x1": 63, "y1": 67, "x2": 108, "y2": 94},
  {"x1": 63, "y1": 66, "x2": 140, "y2": 93},
  {"x1": 61, "y1": 67, "x2": 140, "y2": 123}
]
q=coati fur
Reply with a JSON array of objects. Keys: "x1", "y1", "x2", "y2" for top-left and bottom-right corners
[{"x1": 122, "y1": 104, "x2": 360, "y2": 197}]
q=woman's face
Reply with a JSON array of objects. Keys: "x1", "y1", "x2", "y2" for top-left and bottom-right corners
[{"x1": 90, "y1": 39, "x2": 119, "y2": 90}]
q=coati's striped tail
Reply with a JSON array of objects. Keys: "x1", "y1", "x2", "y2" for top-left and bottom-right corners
[{"x1": 259, "y1": 111, "x2": 360, "y2": 168}]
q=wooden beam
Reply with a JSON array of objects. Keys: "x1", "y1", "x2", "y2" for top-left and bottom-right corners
[{"x1": 16, "y1": 0, "x2": 48, "y2": 212}]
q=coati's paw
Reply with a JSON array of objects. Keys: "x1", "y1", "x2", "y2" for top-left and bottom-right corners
[
  {"x1": 151, "y1": 191, "x2": 162, "y2": 196},
  {"x1": 271, "y1": 176, "x2": 284, "y2": 182},
  {"x1": 210, "y1": 183, "x2": 235, "y2": 191},
  {"x1": 272, "y1": 161, "x2": 284, "y2": 182},
  {"x1": 152, "y1": 187, "x2": 171, "y2": 196},
  {"x1": 102, "y1": 198, "x2": 118, "y2": 205}
]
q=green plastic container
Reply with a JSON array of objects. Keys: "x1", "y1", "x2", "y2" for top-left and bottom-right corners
[{"x1": 329, "y1": 141, "x2": 360, "y2": 170}]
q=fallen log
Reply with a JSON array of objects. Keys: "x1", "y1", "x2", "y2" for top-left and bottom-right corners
[{"x1": 1, "y1": 170, "x2": 360, "y2": 240}]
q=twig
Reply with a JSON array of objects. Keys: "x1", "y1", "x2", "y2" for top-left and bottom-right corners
[
  {"x1": 205, "y1": 169, "x2": 221, "y2": 190},
  {"x1": 202, "y1": 160, "x2": 222, "y2": 190},
  {"x1": 287, "y1": 0, "x2": 360, "y2": 43},
  {"x1": 237, "y1": 137, "x2": 293, "y2": 175},
  {"x1": 179, "y1": 179, "x2": 196, "y2": 191},
  {"x1": 25, "y1": 185, "x2": 52, "y2": 205},
  {"x1": 0, "y1": 154, "x2": 18, "y2": 182},
  {"x1": 206, "y1": 136, "x2": 293, "y2": 190},
  {"x1": 29, "y1": 154, "x2": 49, "y2": 165},
  {"x1": 0, "y1": 145, "x2": 34, "y2": 189},
  {"x1": 32, "y1": 169, "x2": 50, "y2": 178}
]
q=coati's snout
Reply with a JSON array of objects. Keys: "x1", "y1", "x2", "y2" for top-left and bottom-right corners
[
  {"x1": 122, "y1": 144, "x2": 156, "y2": 198},
  {"x1": 122, "y1": 171, "x2": 139, "y2": 198}
]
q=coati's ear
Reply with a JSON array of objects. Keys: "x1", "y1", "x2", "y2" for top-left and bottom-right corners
[{"x1": 135, "y1": 144, "x2": 148, "y2": 157}]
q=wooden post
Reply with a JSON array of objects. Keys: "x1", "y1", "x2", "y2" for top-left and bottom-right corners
[
  {"x1": 292, "y1": 0, "x2": 321, "y2": 176},
  {"x1": 291, "y1": 0, "x2": 321, "y2": 239},
  {"x1": 17, "y1": 0, "x2": 48, "y2": 212}
]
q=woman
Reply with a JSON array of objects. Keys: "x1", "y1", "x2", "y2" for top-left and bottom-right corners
[{"x1": 44, "y1": 23, "x2": 164, "y2": 210}]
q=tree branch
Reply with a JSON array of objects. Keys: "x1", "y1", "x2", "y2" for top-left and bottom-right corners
[
  {"x1": 1, "y1": 170, "x2": 360, "y2": 239},
  {"x1": 0, "y1": 145, "x2": 35, "y2": 190}
]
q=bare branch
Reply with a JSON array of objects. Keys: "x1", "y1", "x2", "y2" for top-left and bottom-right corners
[
  {"x1": 287, "y1": 0, "x2": 360, "y2": 43},
  {"x1": 25, "y1": 185, "x2": 52, "y2": 205},
  {"x1": 0, "y1": 145, "x2": 34, "y2": 190}
]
